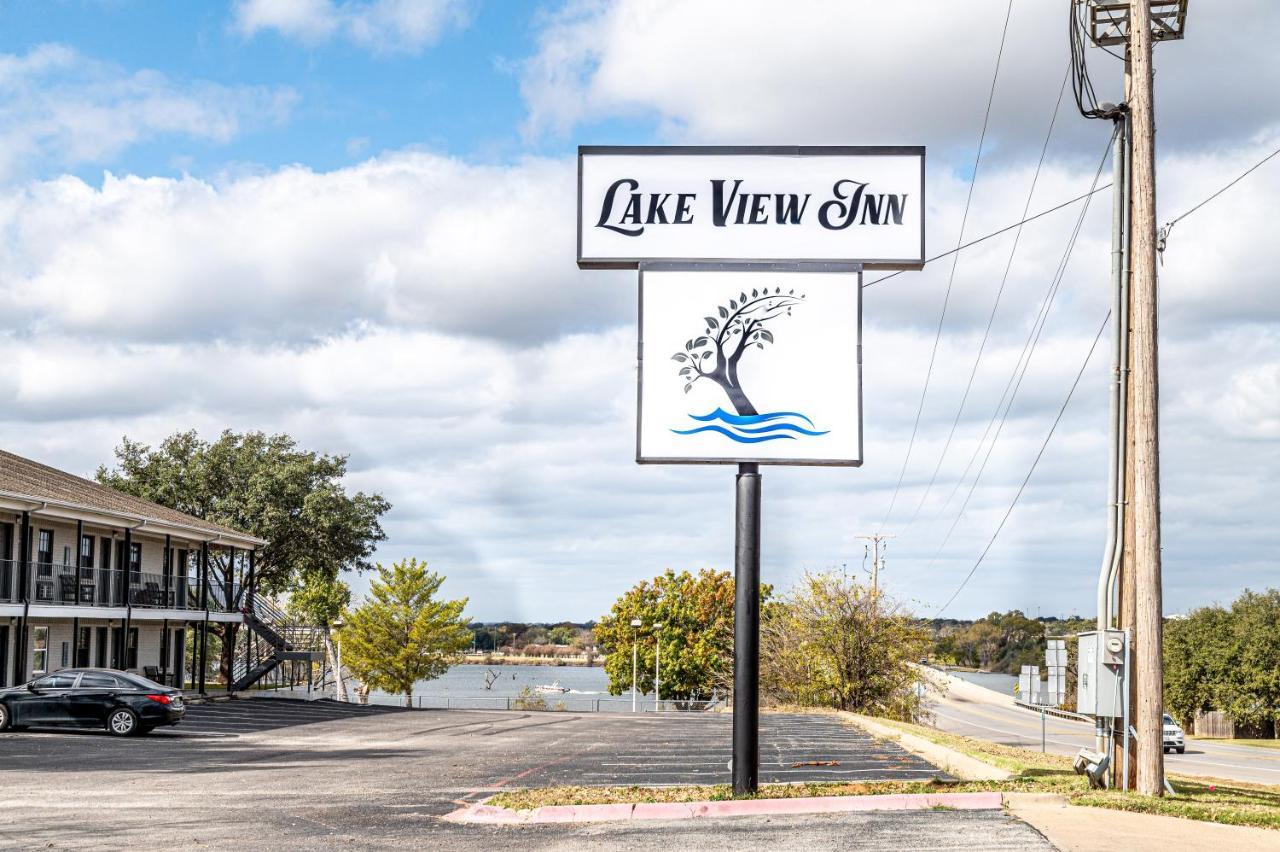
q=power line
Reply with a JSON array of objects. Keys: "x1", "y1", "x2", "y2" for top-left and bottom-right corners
[
  {"x1": 877, "y1": 0, "x2": 1015, "y2": 534},
  {"x1": 932, "y1": 309, "x2": 1111, "y2": 619},
  {"x1": 918, "y1": 128, "x2": 1116, "y2": 584},
  {"x1": 903, "y1": 65, "x2": 1072, "y2": 532},
  {"x1": 861, "y1": 184, "x2": 1112, "y2": 290},
  {"x1": 1069, "y1": 0, "x2": 1118, "y2": 119},
  {"x1": 1160, "y1": 141, "x2": 1280, "y2": 248}
]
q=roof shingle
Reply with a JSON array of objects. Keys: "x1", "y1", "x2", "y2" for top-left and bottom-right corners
[{"x1": 0, "y1": 449, "x2": 261, "y2": 545}]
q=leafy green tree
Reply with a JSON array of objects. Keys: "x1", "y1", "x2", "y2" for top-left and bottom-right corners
[
  {"x1": 927, "y1": 611, "x2": 1049, "y2": 674},
  {"x1": 1217, "y1": 590, "x2": 1280, "y2": 731},
  {"x1": 597, "y1": 568, "x2": 765, "y2": 700},
  {"x1": 547, "y1": 624, "x2": 577, "y2": 646},
  {"x1": 762, "y1": 571, "x2": 928, "y2": 719},
  {"x1": 98, "y1": 430, "x2": 390, "y2": 686},
  {"x1": 98, "y1": 430, "x2": 390, "y2": 594},
  {"x1": 288, "y1": 573, "x2": 352, "y2": 627},
  {"x1": 337, "y1": 558, "x2": 471, "y2": 703}
]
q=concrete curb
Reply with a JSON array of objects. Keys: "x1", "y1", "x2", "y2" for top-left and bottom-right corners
[
  {"x1": 443, "y1": 791, "x2": 1003, "y2": 825},
  {"x1": 840, "y1": 713, "x2": 1013, "y2": 782}
]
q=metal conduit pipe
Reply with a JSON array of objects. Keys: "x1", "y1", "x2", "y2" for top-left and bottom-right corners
[
  {"x1": 1106, "y1": 111, "x2": 1133, "y2": 629},
  {"x1": 1114, "y1": 109, "x2": 1134, "y2": 791},
  {"x1": 1095, "y1": 114, "x2": 1128, "y2": 756}
]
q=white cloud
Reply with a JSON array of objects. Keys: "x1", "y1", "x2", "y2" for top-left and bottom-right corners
[
  {"x1": 233, "y1": 0, "x2": 469, "y2": 53},
  {"x1": 3, "y1": 130, "x2": 1279, "y2": 618},
  {"x1": 0, "y1": 152, "x2": 631, "y2": 345},
  {"x1": 3, "y1": 4, "x2": 1279, "y2": 619},
  {"x1": 520, "y1": 0, "x2": 1280, "y2": 158},
  {"x1": 0, "y1": 45, "x2": 295, "y2": 181}
]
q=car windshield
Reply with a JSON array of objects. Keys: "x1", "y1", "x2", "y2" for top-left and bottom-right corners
[{"x1": 1164, "y1": 714, "x2": 1176, "y2": 725}]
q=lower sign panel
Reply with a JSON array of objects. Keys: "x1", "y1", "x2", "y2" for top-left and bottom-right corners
[{"x1": 638, "y1": 266, "x2": 862, "y2": 465}]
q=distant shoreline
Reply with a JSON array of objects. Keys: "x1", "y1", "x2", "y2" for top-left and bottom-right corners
[{"x1": 461, "y1": 653, "x2": 603, "y2": 668}]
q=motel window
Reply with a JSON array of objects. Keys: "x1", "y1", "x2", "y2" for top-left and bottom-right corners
[
  {"x1": 37, "y1": 530, "x2": 53, "y2": 576},
  {"x1": 32, "y1": 626, "x2": 49, "y2": 674},
  {"x1": 80, "y1": 536, "x2": 94, "y2": 580}
]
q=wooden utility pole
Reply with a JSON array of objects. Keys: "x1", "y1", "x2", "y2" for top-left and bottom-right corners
[
  {"x1": 856, "y1": 534, "x2": 893, "y2": 599},
  {"x1": 1127, "y1": 0, "x2": 1166, "y2": 797}
]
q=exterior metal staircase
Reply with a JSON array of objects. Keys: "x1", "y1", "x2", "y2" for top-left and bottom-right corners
[{"x1": 230, "y1": 594, "x2": 326, "y2": 693}]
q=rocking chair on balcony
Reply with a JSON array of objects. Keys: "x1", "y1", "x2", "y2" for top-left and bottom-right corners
[{"x1": 58, "y1": 574, "x2": 77, "y2": 604}]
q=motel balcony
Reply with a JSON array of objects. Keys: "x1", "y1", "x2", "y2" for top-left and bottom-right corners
[{"x1": 0, "y1": 559, "x2": 242, "y2": 614}]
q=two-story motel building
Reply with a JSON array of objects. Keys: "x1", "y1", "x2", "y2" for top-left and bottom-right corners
[{"x1": 0, "y1": 449, "x2": 265, "y2": 691}]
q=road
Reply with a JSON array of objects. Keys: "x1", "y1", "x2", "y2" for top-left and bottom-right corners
[
  {"x1": 0, "y1": 699, "x2": 1053, "y2": 850},
  {"x1": 929, "y1": 672, "x2": 1280, "y2": 786}
]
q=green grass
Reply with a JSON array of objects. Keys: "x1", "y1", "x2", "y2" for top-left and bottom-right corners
[
  {"x1": 489, "y1": 714, "x2": 1280, "y2": 831},
  {"x1": 869, "y1": 715, "x2": 1280, "y2": 830}
]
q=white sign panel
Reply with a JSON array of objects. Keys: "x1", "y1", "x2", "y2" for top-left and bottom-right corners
[
  {"x1": 579, "y1": 146, "x2": 925, "y2": 270},
  {"x1": 638, "y1": 265, "x2": 862, "y2": 466}
]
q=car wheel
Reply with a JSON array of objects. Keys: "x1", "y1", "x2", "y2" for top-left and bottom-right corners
[
  {"x1": 106, "y1": 708, "x2": 140, "y2": 737},
  {"x1": 0, "y1": 703, "x2": 10, "y2": 731},
  {"x1": 1177, "y1": 747, "x2": 1185, "y2": 754}
]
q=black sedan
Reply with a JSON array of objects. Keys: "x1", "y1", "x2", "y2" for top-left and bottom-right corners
[{"x1": 0, "y1": 668, "x2": 185, "y2": 736}]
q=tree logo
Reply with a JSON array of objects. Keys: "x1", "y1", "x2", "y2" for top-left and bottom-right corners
[{"x1": 669, "y1": 286, "x2": 828, "y2": 443}]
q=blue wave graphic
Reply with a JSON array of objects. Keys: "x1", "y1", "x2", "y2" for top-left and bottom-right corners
[
  {"x1": 686, "y1": 409, "x2": 818, "y2": 428},
  {"x1": 672, "y1": 408, "x2": 829, "y2": 444}
]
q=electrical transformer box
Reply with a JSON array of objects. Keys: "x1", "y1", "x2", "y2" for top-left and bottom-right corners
[{"x1": 1076, "y1": 630, "x2": 1126, "y2": 718}]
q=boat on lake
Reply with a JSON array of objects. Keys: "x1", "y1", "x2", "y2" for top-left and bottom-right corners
[{"x1": 534, "y1": 681, "x2": 569, "y2": 694}]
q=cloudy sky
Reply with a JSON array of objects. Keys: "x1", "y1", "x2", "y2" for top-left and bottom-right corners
[{"x1": 1, "y1": 1, "x2": 1277, "y2": 622}]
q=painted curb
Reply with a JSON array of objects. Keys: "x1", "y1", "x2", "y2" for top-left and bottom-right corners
[{"x1": 443, "y1": 791, "x2": 1003, "y2": 825}]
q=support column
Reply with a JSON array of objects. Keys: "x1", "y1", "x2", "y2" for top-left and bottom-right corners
[
  {"x1": 163, "y1": 534, "x2": 172, "y2": 609},
  {"x1": 199, "y1": 542, "x2": 209, "y2": 611},
  {"x1": 75, "y1": 519, "x2": 83, "y2": 607},
  {"x1": 121, "y1": 530, "x2": 133, "y2": 671},
  {"x1": 199, "y1": 542, "x2": 209, "y2": 694},
  {"x1": 119, "y1": 528, "x2": 132, "y2": 607},
  {"x1": 226, "y1": 545, "x2": 235, "y2": 610},
  {"x1": 15, "y1": 511, "x2": 30, "y2": 683},
  {"x1": 247, "y1": 549, "x2": 256, "y2": 610},
  {"x1": 732, "y1": 463, "x2": 761, "y2": 796},
  {"x1": 161, "y1": 618, "x2": 169, "y2": 683},
  {"x1": 199, "y1": 614, "x2": 208, "y2": 695}
]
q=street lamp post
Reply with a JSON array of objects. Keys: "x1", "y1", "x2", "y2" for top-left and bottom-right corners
[
  {"x1": 630, "y1": 618, "x2": 642, "y2": 712},
  {"x1": 653, "y1": 622, "x2": 663, "y2": 713}
]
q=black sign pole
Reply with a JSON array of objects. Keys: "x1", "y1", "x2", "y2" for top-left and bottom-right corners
[{"x1": 732, "y1": 461, "x2": 761, "y2": 795}]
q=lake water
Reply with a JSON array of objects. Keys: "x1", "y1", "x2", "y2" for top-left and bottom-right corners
[
  {"x1": 366, "y1": 663, "x2": 614, "y2": 707},
  {"x1": 364, "y1": 663, "x2": 1018, "y2": 708},
  {"x1": 413, "y1": 663, "x2": 610, "y2": 698}
]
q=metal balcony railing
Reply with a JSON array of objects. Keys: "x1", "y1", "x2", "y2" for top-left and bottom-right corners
[{"x1": 0, "y1": 558, "x2": 237, "y2": 612}]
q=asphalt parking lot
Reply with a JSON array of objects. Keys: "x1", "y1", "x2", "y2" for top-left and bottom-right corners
[{"x1": 0, "y1": 699, "x2": 1050, "y2": 850}]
